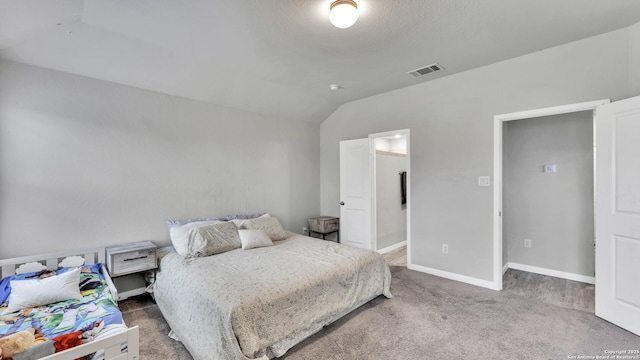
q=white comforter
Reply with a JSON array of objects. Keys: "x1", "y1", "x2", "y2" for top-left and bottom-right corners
[{"x1": 154, "y1": 232, "x2": 392, "y2": 360}]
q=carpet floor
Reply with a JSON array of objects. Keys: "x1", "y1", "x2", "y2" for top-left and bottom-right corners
[{"x1": 120, "y1": 249, "x2": 638, "y2": 360}]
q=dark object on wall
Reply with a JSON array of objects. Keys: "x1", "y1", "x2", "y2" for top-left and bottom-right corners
[{"x1": 400, "y1": 171, "x2": 407, "y2": 204}]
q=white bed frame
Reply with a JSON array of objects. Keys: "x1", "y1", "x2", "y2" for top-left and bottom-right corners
[{"x1": 0, "y1": 247, "x2": 140, "y2": 360}]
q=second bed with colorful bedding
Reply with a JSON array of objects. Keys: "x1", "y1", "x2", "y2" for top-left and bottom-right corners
[{"x1": 0, "y1": 264, "x2": 127, "y2": 358}]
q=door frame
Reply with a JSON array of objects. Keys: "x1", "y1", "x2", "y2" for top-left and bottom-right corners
[
  {"x1": 369, "y1": 129, "x2": 411, "y2": 263},
  {"x1": 492, "y1": 100, "x2": 609, "y2": 291}
]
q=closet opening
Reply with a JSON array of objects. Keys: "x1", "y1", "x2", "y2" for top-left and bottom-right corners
[
  {"x1": 492, "y1": 100, "x2": 608, "y2": 295},
  {"x1": 501, "y1": 110, "x2": 595, "y2": 311}
]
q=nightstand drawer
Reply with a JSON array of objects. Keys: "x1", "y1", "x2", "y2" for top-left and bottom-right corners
[{"x1": 106, "y1": 241, "x2": 157, "y2": 277}]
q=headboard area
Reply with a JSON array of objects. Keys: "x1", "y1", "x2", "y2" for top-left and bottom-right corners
[{"x1": 0, "y1": 247, "x2": 105, "y2": 279}]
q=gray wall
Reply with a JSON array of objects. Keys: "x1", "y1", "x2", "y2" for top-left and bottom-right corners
[
  {"x1": 320, "y1": 25, "x2": 640, "y2": 282},
  {"x1": 376, "y1": 152, "x2": 407, "y2": 250},
  {"x1": 0, "y1": 60, "x2": 320, "y2": 258},
  {"x1": 503, "y1": 112, "x2": 594, "y2": 276},
  {"x1": 633, "y1": 23, "x2": 640, "y2": 95}
]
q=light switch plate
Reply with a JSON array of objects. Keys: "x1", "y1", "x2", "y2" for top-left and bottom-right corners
[{"x1": 478, "y1": 176, "x2": 491, "y2": 187}]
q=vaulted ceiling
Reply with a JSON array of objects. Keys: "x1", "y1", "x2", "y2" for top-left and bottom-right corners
[{"x1": 2, "y1": 0, "x2": 640, "y2": 123}]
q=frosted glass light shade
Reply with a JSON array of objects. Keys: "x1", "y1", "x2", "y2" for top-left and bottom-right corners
[{"x1": 329, "y1": 0, "x2": 358, "y2": 29}]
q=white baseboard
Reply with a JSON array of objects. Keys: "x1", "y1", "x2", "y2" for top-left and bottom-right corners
[
  {"x1": 502, "y1": 263, "x2": 509, "y2": 275},
  {"x1": 377, "y1": 241, "x2": 407, "y2": 254},
  {"x1": 506, "y1": 262, "x2": 595, "y2": 284},
  {"x1": 408, "y1": 263, "x2": 499, "y2": 290}
]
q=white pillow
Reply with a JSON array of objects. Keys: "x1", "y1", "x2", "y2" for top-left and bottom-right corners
[
  {"x1": 239, "y1": 229, "x2": 274, "y2": 250},
  {"x1": 170, "y1": 220, "x2": 222, "y2": 256},
  {"x1": 6, "y1": 268, "x2": 82, "y2": 313}
]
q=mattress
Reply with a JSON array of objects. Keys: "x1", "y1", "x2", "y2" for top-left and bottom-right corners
[{"x1": 154, "y1": 232, "x2": 392, "y2": 360}]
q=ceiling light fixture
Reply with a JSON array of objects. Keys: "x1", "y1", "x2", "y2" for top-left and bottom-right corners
[{"x1": 329, "y1": 0, "x2": 358, "y2": 29}]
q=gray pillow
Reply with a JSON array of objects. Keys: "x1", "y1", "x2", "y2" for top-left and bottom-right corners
[
  {"x1": 187, "y1": 222, "x2": 241, "y2": 257},
  {"x1": 242, "y1": 217, "x2": 288, "y2": 241}
]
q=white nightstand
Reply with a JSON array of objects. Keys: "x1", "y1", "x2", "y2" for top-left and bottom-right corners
[{"x1": 105, "y1": 240, "x2": 157, "y2": 301}]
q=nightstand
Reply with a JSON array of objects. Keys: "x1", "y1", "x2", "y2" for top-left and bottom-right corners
[
  {"x1": 105, "y1": 240, "x2": 157, "y2": 301},
  {"x1": 308, "y1": 216, "x2": 340, "y2": 243}
]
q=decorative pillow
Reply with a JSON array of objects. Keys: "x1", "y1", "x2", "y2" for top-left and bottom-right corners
[
  {"x1": 229, "y1": 218, "x2": 245, "y2": 229},
  {"x1": 242, "y1": 217, "x2": 288, "y2": 241},
  {"x1": 170, "y1": 220, "x2": 223, "y2": 256},
  {"x1": 239, "y1": 230, "x2": 274, "y2": 250},
  {"x1": 187, "y1": 221, "x2": 241, "y2": 257},
  {"x1": 5, "y1": 268, "x2": 82, "y2": 313}
]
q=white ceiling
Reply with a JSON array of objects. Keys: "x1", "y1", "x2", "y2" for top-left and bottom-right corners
[{"x1": 2, "y1": 0, "x2": 640, "y2": 123}]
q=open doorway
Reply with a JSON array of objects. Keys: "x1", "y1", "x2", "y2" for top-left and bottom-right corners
[
  {"x1": 370, "y1": 129, "x2": 410, "y2": 267},
  {"x1": 501, "y1": 110, "x2": 596, "y2": 312},
  {"x1": 493, "y1": 100, "x2": 609, "y2": 290},
  {"x1": 493, "y1": 97, "x2": 640, "y2": 334},
  {"x1": 339, "y1": 129, "x2": 410, "y2": 265}
]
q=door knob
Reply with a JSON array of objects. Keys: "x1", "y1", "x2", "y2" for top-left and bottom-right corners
[{"x1": 340, "y1": 201, "x2": 345, "y2": 205}]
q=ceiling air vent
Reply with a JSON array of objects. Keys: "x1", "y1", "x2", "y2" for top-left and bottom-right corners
[{"x1": 407, "y1": 63, "x2": 444, "y2": 78}]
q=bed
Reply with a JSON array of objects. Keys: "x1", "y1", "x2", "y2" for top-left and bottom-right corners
[
  {"x1": 154, "y1": 225, "x2": 392, "y2": 360},
  {"x1": 0, "y1": 248, "x2": 139, "y2": 360}
]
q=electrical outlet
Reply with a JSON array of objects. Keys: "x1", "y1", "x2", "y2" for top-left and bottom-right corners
[
  {"x1": 442, "y1": 244, "x2": 449, "y2": 254},
  {"x1": 524, "y1": 239, "x2": 532, "y2": 248},
  {"x1": 303, "y1": 227, "x2": 308, "y2": 234}
]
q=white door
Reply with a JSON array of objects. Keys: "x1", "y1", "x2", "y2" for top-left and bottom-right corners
[
  {"x1": 339, "y1": 138, "x2": 372, "y2": 249},
  {"x1": 595, "y1": 95, "x2": 640, "y2": 336}
]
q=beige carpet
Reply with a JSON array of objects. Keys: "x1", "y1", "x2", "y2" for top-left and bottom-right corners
[
  {"x1": 120, "y1": 247, "x2": 638, "y2": 360},
  {"x1": 502, "y1": 268, "x2": 595, "y2": 313},
  {"x1": 380, "y1": 245, "x2": 407, "y2": 267}
]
